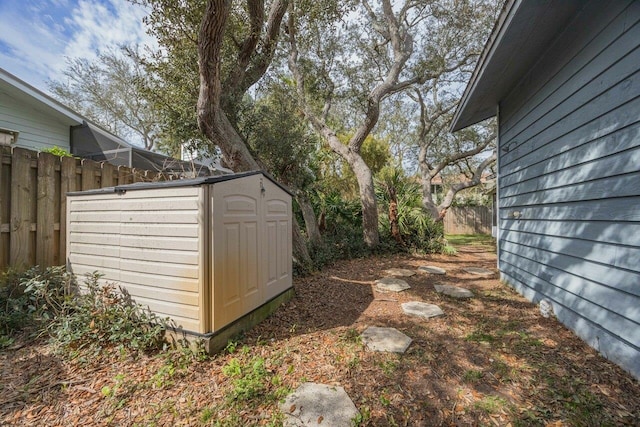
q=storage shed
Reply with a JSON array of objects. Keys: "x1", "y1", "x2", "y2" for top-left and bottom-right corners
[
  {"x1": 451, "y1": 0, "x2": 640, "y2": 378},
  {"x1": 66, "y1": 171, "x2": 293, "y2": 348}
]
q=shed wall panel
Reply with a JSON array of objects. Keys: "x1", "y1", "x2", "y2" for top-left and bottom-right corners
[
  {"x1": 498, "y1": 0, "x2": 640, "y2": 378},
  {"x1": 67, "y1": 187, "x2": 204, "y2": 332}
]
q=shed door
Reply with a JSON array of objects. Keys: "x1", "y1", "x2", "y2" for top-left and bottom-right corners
[
  {"x1": 211, "y1": 178, "x2": 263, "y2": 329},
  {"x1": 262, "y1": 178, "x2": 292, "y2": 300}
]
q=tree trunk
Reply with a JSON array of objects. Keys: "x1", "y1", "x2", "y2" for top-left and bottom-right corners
[
  {"x1": 388, "y1": 196, "x2": 403, "y2": 245},
  {"x1": 297, "y1": 194, "x2": 322, "y2": 246},
  {"x1": 418, "y1": 157, "x2": 441, "y2": 220},
  {"x1": 292, "y1": 215, "x2": 311, "y2": 269},
  {"x1": 197, "y1": 0, "x2": 311, "y2": 267},
  {"x1": 351, "y1": 155, "x2": 379, "y2": 247}
]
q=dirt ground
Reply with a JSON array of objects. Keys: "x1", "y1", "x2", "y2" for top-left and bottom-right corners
[{"x1": 1, "y1": 242, "x2": 639, "y2": 426}]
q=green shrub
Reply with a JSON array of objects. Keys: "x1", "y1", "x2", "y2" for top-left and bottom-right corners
[
  {"x1": 376, "y1": 167, "x2": 447, "y2": 254},
  {"x1": 305, "y1": 223, "x2": 373, "y2": 272},
  {"x1": 0, "y1": 266, "x2": 73, "y2": 338},
  {"x1": 52, "y1": 272, "x2": 168, "y2": 354},
  {"x1": 41, "y1": 146, "x2": 74, "y2": 157}
]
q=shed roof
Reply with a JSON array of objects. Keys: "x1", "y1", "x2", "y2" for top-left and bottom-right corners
[
  {"x1": 68, "y1": 170, "x2": 293, "y2": 197},
  {"x1": 450, "y1": 0, "x2": 585, "y2": 132}
]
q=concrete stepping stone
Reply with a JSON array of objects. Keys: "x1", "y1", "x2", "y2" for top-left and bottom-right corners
[
  {"x1": 384, "y1": 268, "x2": 416, "y2": 277},
  {"x1": 402, "y1": 301, "x2": 444, "y2": 319},
  {"x1": 417, "y1": 265, "x2": 446, "y2": 275},
  {"x1": 375, "y1": 277, "x2": 411, "y2": 292},
  {"x1": 361, "y1": 326, "x2": 412, "y2": 353},
  {"x1": 434, "y1": 284, "x2": 473, "y2": 298},
  {"x1": 463, "y1": 267, "x2": 494, "y2": 277},
  {"x1": 281, "y1": 382, "x2": 360, "y2": 426}
]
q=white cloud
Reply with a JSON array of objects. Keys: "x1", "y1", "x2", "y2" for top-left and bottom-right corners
[
  {"x1": 0, "y1": 0, "x2": 156, "y2": 92},
  {"x1": 63, "y1": 0, "x2": 157, "y2": 62}
]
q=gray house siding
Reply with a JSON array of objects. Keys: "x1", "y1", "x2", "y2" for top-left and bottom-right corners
[
  {"x1": 0, "y1": 88, "x2": 70, "y2": 151},
  {"x1": 497, "y1": 0, "x2": 640, "y2": 378}
]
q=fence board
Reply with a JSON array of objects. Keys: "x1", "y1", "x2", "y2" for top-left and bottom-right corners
[
  {"x1": 81, "y1": 158, "x2": 101, "y2": 190},
  {"x1": 59, "y1": 156, "x2": 78, "y2": 264},
  {"x1": 444, "y1": 206, "x2": 492, "y2": 235},
  {"x1": 102, "y1": 162, "x2": 116, "y2": 187},
  {"x1": 0, "y1": 146, "x2": 169, "y2": 271},
  {"x1": 10, "y1": 148, "x2": 36, "y2": 266},
  {"x1": 36, "y1": 152, "x2": 56, "y2": 266}
]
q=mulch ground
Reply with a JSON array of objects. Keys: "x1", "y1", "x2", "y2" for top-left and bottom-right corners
[{"x1": 1, "y1": 243, "x2": 639, "y2": 426}]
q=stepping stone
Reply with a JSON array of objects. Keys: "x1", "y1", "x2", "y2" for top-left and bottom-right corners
[
  {"x1": 463, "y1": 267, "x2": 494, "y2": 277},
  {"x1": 402, "y1": 301, "x2": 444, "y2": 319},
  {"x1": 417, "y1": 265, "x2": 446, "y2": 275},
  {"x1": 361, "y1": 326, "x2": 412, "y2": 353},
  {"x1": 434, "y1": 284, "x2": 473, "y2": 298},
  {"x1": 375, "y1": 277, "x2": 411, "y2": 293},
  {"x1": 384, "y1": 268, "x2": 416, "y2": 277},
  {"x1": 281, "y1": 382, "x2": 359, "y2": 426}
]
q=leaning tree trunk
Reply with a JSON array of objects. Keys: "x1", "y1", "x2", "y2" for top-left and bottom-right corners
[
  {"x1": 297, "y1": 193, "x2": 322, "y2": 246},
  {"x1": 197, "y1": 0, "x2": 311, "y2": 267},
  {"x1": 351, "y1": 155, "x2": 380, "y2": 247}
]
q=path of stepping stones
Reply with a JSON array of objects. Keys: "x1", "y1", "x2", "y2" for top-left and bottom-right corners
[{"x1": 281, "y1": 263, "x2": 487, "y2": 426}]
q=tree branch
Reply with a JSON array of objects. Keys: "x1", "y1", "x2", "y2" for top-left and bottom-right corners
[{"x1": 437, "y1": 152, "x2": 496, "y2": 212}]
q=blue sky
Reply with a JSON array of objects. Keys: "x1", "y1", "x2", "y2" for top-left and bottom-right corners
[{"x1": 0, "y1": 0, "x2": 155, "y2": 93}]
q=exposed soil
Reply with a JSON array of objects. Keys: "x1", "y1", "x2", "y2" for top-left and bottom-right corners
[{"x1": 1, "y1": 243, "x2": 639, "y2": 426}]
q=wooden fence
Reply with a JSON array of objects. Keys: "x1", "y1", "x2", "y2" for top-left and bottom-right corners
[
  {"x1": 443, "y1": 206, "x2": 493, "y2": 235},
  {"x1": 0, "y1": 146, "x2": 169, "y2": 270}
]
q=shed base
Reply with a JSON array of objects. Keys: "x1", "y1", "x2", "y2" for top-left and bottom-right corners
[{"x1": 165, "y1": 287, "x2": 295, "y2": 354}]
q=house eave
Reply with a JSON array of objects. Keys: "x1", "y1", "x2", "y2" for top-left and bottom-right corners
[
  {"x1": 0, "y1": 68, "x2": 85, "y2": 126},
  {"x1": 450, "y1": 0, "x2": 585, "y2": 132}
]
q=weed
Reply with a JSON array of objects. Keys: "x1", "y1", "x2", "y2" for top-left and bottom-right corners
[
  {"x1": 465, "y1": 331, "x2": 495, "y2": 343},
  {"x1": 442, "y1": 245, "x2": 458, "y2": 255},
  {"x1": 200, "y1": 407, "x2": 215, "y2": 423},
  {"x1": 341, "y1": 327, "x2": 362, "y2": 344},
  {"x1": 474, "y1": 395, "x2": 508, "y2": 414},
  {"x1": 380, "y1": 394, "x2": 391, "y2": 406},
  {"x1": 463, "y1": 369, "x2": 484, "y2": 383},
  {"x1": 0, "y1": 335, "x2": 15, "y2": 349},
  {"x1": 151, "y1": 362, "x2": 176, "y2": 389},
  {"x1": 225, "y1": 340, "x2": 238, "y2": 354},
  {"x1": 351, "y1": 405, "x2": 371, "y2": 426},
  {"x1": 491, "y1": 358, "x2": 512, "y2": 381},
  {"x1": 348, "y1": 356, "x2": 361, "y2": 370},
  {"x1": 222, "y1": 357, "x2": 269, "y2": 401},
  {"x1": 379, "y1": 359, "x2": 399, "y2": 376}
]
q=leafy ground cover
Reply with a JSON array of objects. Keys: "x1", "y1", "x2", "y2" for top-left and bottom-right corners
[{"x1": 1, "y1": 244, "x2": 638, "y2": 426}]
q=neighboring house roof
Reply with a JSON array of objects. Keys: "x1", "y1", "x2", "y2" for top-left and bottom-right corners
[
  {"x1": 0, "y1": 67, "x2": 211, "y2": 176},
  {"x1": 450, "y1": 0, "x2": 585, "y2": 131},
  {"x1": 0, "y1": 67, "x2": 84, "y2": 126}
]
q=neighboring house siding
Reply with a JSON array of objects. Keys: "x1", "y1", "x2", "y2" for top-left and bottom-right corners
[
  {"x1": 497, "y1": 0, "x2": 640, "y2": 377},
  {"x1": 0, "y1": 89, "x2": 70, "y2": 150}
]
